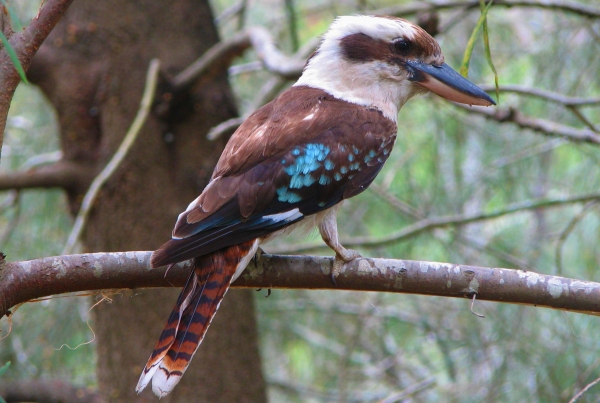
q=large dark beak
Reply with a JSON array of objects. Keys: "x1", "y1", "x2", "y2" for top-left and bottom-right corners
[{"x1": 405, "y1": 60, "x2": 495, "y2": 106}]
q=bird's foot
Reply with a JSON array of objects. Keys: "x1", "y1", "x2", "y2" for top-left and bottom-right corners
[
  {"x1": 253, "y1": 247, "x2": 266, "y2": 266},
  {"x1": 330, "y1": 249, "x2": 361, "y2": 286}
]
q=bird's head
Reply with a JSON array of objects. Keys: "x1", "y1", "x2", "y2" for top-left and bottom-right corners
[{"x1": 295, "y1": 15, "x2": 495, "y2": 121}]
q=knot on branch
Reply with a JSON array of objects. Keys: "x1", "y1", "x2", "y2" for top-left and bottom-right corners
[{"x1": 496, "y1": 106, "x2": 518, "y2": 122}]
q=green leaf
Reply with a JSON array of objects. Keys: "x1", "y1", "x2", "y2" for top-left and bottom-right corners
[
  {"x1": 0, "y1": 361, "x2": 11, "y2": 377},
  {"x1": 0, "y1": 362, "x2": 10, "y2": 402},
  {"x1": 459, "y1": 0, "x2": 494, "y2": 78},
  {"x1": 479, "y1": 0, "x2": 500, "y2": 103},
  {"x1": 1, "y1": 0, "x2": 23, "y2": 31},
  {"x1": 0, "y1": 31, "x2": 29, "y2": 84}
]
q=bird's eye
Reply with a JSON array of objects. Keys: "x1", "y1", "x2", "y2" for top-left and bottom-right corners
[{"x1": 393, "y1": 38, "x2": 411, "y2": 54}]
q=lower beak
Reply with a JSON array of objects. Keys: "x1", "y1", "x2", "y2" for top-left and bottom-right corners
[{"x1": 405, "y1": 60, "x2": 496, "y2": 106}]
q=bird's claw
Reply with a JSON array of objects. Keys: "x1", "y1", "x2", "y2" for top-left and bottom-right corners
[
  {"x1": 330, "y1": 249, "x2": 361, "y2": 285},
  {"x1": 253, "y1": 247, "x2": 266, "y2": 266}
]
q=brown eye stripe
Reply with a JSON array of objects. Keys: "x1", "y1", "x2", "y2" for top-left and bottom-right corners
[
  {"x1": 339, "y1": 32, "x2": 390, "y2": 62},
  {"x1": 339, "y1": 31, "x2": 441, "y2": 66},
  {"x1": 339, "y1": 16, "x2": 442, "y2": 64}
]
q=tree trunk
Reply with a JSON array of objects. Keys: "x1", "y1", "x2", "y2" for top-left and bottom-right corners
[{"x1": 28, "y1": 1, "x2": 267, "y2": 402}]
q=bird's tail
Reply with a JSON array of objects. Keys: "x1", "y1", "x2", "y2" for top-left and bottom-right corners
[{"x1": 136, "y1": 239, "x2": 258, "y2": 397}]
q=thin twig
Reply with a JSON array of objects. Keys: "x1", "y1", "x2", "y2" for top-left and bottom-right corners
[
  {"x1": 173, "y1": 26, "x2": 307, "y2": 91},
  {"x1": 477, "y1": 84, "x2": 600, "y2": 107},
  {"x1": 247, "y1": 36, "x2": 319, "y2": 109},
  {"x1": 368, "y1": 183, "x2": 424, "y2": 218},
  {"x1": 0, "y1": 189, "x2": 18, "y2": 212},
  {"x1": 172, "y1": 31, "x2": 252, "y2": 90},
  {"x1": 215, "y1": 0, "x2": 248, "y2": 28},
  {"x1": 270, "y1": 192, "x2": 600, "y2": 254},
  {"x1": 555, "y1": 201, "x2": 598, "y2": 275},
  {"x1": 22, "y1": 150, "x2": 63, "y2": 167},
  {"x1": 491, "y1": 138, "x2": 567, "y2": 168},
  {"x1": 62, "y1": 59, "x2": 160, "y2": 255},
  {"x1": 568, "y1": 375, "x2": 600, "y2": 403},
  {"x1": 376, "y1": 0, "x2": 600, "y2": 20},
  {"x1": 453, "y1": 104, "x2": 600, "y2": 145},
  {"x1": 206, "y1": 116, "x2": 246, "y2": 141},
  {"x1": 566, "y1": 105, "x2": 598, "y2": 133},
  {"x1": 262, "y1": 299, "x2": 421, "y2": 324},
  {"x1": 206, "y1": 37, "x2": 318, "y2": 141},
  {"x1": 379, "y1": 378, "x2": 436, "y2": 403},
  {"x1": 476, "y1": 84, "x2": 600, "y2": 132},
  {"x1": 228, "y1": 61, "x2": 263, "y2": 75},
  {"x1": 0, "y1": 190, "x2": 20, "y2": 247},
  {"x1": 470, "y1": 293, "x2": 485, "y2": 318},
  {"x1": 456, "y1": 233, "x2": 535, "y2": 271}
]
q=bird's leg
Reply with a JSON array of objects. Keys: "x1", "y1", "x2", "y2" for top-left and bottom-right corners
[
  {"x1": 253, "y1": 246, "x2": 266, "y2": 267},
  {"x1": 318, "y1": 207, "x2": 361, "y2": 285}
]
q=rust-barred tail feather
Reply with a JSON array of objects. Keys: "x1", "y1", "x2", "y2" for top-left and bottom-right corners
[{"x1": 136, "y1": 240, "x2": 259, "y2": 397}]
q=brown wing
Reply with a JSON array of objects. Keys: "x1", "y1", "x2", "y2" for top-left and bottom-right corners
[
  {"x1": 150, "y1": 86, "x2": 397, "y2": 267},
  {"x1": 183, "y1": 86, "x2": 359, "y2": 226}
]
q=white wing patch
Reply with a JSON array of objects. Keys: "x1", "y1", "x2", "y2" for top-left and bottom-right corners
[{"x1": 263, "y1": 208, "x2": 303, "y2": 223}]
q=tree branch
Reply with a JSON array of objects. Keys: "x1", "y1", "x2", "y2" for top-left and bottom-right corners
[
  {"x1": 376, "y1": 0, "x2": 600, "y2": 20},
  {"x1": 454, "y1": 104, "x2": 600, "y2": 144},
  {"x1": 172, "y1": 26, "x2": 307, "y2": 91},
  {"x1": 2, "y1": 251, "x2": 600, "y2": 321},
  {"x1": 272, "y1": 192, "x2": 600, "y2": 254},
  {"x1": 476, "y1": 84, "x2": 600, "y2": 132},
  {"x1": 568, "y1": 375, "x2": 600, "y2": 403},
  {"x1": 205, "y1": 37, "x2": 318, "y2": 141},
  {"x1": 0, "y1": 379, "x2": 102, "y2": 403},
  {"x1": 174, "y1": 0, "x2": 600, "y2": 95},
  {"x1": 478, "y1": 84, "x2": 600, "y2": 107},
  {"x1": 0, "y1": 160, "x2": 94, "y2": 191},
  {"x1": 0, "y1": 0, "x2": 74, "y2": 156}
]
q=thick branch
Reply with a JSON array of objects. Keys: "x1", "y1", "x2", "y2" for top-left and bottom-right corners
[
  {"x1": 0, "y1": 160, "x2": 94, "y2": 191},
  {"x1": 0, "y1": 379, "x2": 101, "y2": 403},
  {"x1": 1, "y1": 252, "x2": 600, "y2": 321},
  {"x1": 0, "y1": 0, "x2": 74, "y2": 155}
]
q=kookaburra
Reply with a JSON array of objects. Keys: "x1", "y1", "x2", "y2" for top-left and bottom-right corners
[{"x1": 136, "y1": 15, "x2": 495, "y2": 397}]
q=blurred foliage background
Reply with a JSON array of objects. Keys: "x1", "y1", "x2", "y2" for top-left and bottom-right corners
[{"x1": 1, "y1": 0, "x2": 600, "y2": 401}]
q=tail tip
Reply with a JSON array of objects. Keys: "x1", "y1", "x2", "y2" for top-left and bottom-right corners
[
  {"x1": 151, "y1": 367, "x2": 181, "y2": 398},
  {"x1": 135, "y1": 367, "x2": 179, "y2": 398}
]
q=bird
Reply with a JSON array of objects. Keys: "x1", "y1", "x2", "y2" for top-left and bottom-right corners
[{"x1": 136, "y1": 15, "x2": 495, "y2": 397}]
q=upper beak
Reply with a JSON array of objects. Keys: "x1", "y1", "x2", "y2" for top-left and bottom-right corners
[{"x1": 405, "y1": 60, "x2": 496, "y2": 106}]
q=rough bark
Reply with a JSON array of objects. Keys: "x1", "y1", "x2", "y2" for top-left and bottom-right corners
[
  {"x1": 3, "y1": 252, "x2": 600, "y2": 318},
  {"x1": 27, "y1": 1, "x2": 266, "y2": 401},
  {"x1": 0, "y1": 0, "x2": 74, "y2": 149}
]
